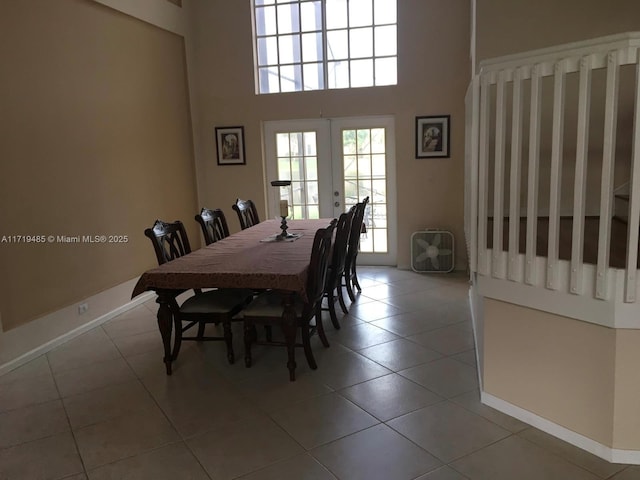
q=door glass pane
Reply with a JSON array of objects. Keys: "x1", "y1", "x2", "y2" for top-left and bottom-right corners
[
  {"x1": 371, "y1": 128, "x2": 385, "y2": 153},
  {"x1": 303, "y1": 132, "x2": 316, "y2": 155},
  {"x1": 343, "y1": 130, "x2": 356, "y2": 154},
  {"x1": 358, "y1": 155, "x2": 372, "y2": 177},
  {"x1": 306, "y1": 183, "x2": 318, "y2": 204},
  {"x1": 305, "y1": 156, "x2": 318, "y2": 180},
  {"x1": 277, "y1": 133, "x2": 290, "y2": 155},
  {"x1": 292, "y1": 181, "x2": 304, "y2": 203},
  {"x1": 343, "y1": 155, "x2": 357, "y2": 178},
  {"x1": 275, "y1": 131, "x2": 319, "y2": 219},
  {"x1": 342, "y1": 127, "x2": 389, "y2": 253},
  {"x1": 372, "y1": 179, "x2": 386, "y2": 202},
  {"x1": 291, "y1": 157, "x2": 303, "y2": 180},
  {"x1": 307, "y1": 205, "x2": 320, "y2": 219},
  {"x1": 372, "y1": 154, "x2": 385, "y2": 177},
  {"x1": 344, "y1": 180, "x2": 358, "y2": 205}
]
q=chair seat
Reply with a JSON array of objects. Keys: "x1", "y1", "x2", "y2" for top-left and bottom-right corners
[
  {"x1": 242, "y1": 291, "x2": 304, "y2": 317},
  {"x1": 180, "y1": 288, "x2": 253, "y2": 314}
]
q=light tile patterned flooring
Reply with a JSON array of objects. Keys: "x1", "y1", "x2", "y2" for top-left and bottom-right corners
[{"x1": 0, "y1": 267, "x2": 638, "y2": 479}]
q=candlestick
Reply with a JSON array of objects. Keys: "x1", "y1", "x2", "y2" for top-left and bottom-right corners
[
  {"x1": 279, "y1": 199, "x2": 289, "y2": 217},
  {"x1": 278, "y1": 215, "x2": 289, "y2": 240}
]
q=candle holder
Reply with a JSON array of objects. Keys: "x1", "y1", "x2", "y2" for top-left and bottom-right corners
[
  {"x1": 271, "y1": 179, "x2": 296, "y2": 241},
  {"x1": 277, "y1": 215, "x2": 294, "y2": 240}
]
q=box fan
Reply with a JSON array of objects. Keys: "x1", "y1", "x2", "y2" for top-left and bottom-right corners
[{"x1": 411, "y1": 230, "x2": 455, "y2": 273}]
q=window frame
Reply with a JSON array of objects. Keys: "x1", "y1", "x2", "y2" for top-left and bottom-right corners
[{"x1": 251, "y1": 0, "x2": 397, "y2": 94}]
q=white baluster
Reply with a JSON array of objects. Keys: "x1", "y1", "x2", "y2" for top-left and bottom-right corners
[
  {"x1": 570, "y1": 56, "x2": 592, "y2": 295},
  {"x1": 492, "y1": 71, "x2": 507, "y2": 278},
  {"x1": 547, "y1": 61, "x2": 566, "y2": 291},
  {"x1": 596, "y1": 51, "x2": 620, "y2": 300},
  {"x1": 508, "y1": 67, "x2": 523, "y2": 281},
  {"x1": 478, "y1": 74, "x2": 491, "y2": 276},
  {"x1": 525, "y1": 64, "x2": 542, "y2": 285}
]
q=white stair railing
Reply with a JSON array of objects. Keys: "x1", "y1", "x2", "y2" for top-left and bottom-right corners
[
  {"x1": 466, "y1": 32, "x2": 640, "y2": 308},
  {"x1": 626, "y1": 52, "x2": 640, "y2": 302}
]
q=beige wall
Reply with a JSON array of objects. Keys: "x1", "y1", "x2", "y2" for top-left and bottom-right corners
[
  {"x1": 484, "y1": 299, "x2": 616, "y2": 446},
  {"x1": 476, "y1": 0, "x2": 640, "y2": 63},
  {"x1": 613, "y1": 329, "x2": 640, "y2": 449},
  {"x1": 187, "y1": 0, "x2": 471, "y2": 269},
  {"x1": 0, "y1": 0, "x2": 197, "y2": 330},
  {"x1": 485, "y1": 299, "x2": 640, "y2": 450}
]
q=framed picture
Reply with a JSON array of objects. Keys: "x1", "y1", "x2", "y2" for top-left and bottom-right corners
[
  {"x1": 215, "y1": 126, "x2": 246, "y2": 165},
  {"x1": 415, "y1": 115, "x2": 450, "y2": 158}
]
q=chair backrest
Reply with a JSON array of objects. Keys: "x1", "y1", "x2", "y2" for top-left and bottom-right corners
[
  {"x1": 144, "y1": 220, "x2": 192, "y2": 265},
  {"x1": 232, "y1": 198, "x2": 260, "y2": 230},
  {"x1": 195, "y1": 208, "x2": 230, "y2": 245},
  {"x1": 329, "y1": 207, "x2": 355, "y2": 278},
  {"x1": 306, "y1": 219, "x2": 338, "y2": 307},
  {"x1": 346, "y1": 196, "x2": 370, "y2": 261}
]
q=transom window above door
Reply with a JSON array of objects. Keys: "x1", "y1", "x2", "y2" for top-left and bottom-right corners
[{"x1": 251, "y1": 0, "x2": 397, "y2": 94}]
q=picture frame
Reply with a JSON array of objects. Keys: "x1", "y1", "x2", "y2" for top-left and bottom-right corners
[
  {"x1": 215, "y1": 126, "x2": 246, "y2": 165},
  {"x1": 415, "y1": 115, "x2": 450, "y2": 158}
]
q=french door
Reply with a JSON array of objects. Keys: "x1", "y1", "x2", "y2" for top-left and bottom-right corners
[{"x1": 264, "y1": 116, "x2": 396, "y2": 265}]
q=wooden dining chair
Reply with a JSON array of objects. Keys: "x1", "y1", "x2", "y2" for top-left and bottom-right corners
[
  {"x1": 322, "y1": 207, "x2": 355, "y2": 329},
  {"x1": 195, "y1": 207, "x2": 230, "y2": 245},
  {"x1": 144, "y1": 220, "x2": 253, "y2": 364},
  {"x1": 343, "y1": 196, "x2": 369, "y2": 302},
  {"x1": 242, "y1": 219, "x2": 337, "y2": 381},
  {"x1": 232, "y1": 198, "x2": 260, "y2": 230}
]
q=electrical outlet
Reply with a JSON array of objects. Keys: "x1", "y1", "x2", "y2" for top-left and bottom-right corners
[{"x1": 78, "y1": 302, "x2": 89, "y2": 315}]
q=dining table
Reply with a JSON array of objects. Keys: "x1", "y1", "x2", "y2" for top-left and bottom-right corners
[{"x1": 131, "y1": 218, "x2": 334, "y2": 375}]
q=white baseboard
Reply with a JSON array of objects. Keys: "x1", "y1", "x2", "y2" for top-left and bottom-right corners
[
  {"x1": 481, "y1": 391, "x2": 640, "y2": 465},
  {"x1": 0, "y1": 277, "x2": 154, "y2": 376}
]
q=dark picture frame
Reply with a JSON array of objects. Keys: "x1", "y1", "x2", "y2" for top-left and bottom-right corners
[
  {"x1": 215, "y1": 126, "x2": 246, "y2": 165},
  {"x1": 415, "y1": 115, "x2": 450, "y2": 158}
]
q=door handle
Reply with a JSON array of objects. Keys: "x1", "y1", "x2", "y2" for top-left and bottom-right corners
[{"x1": 334, "y1": 201, "x2": 340, "y2": 207}]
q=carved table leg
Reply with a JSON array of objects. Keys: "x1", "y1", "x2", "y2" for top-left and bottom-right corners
[{"x1": 155, "y1": 291, "x2": 174, "y2": 375}]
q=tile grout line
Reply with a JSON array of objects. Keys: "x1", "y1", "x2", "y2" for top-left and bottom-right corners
[{"x1": 46, "y1": 353, "x2": 90, "y2": 479}]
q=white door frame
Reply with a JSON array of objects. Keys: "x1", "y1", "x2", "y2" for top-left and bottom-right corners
[
  {"x1": 263, "y1": 119, "x2": 332, "y2": 219},
  {"x1": 330, "y1": 115, "x2": 397, "y2": 265},
  {"x1": 262, "y1": 116, "x2": 397, "y2": 265}
]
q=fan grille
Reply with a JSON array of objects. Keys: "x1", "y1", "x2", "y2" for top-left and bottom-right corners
[{"x1": 411, "y1": 230, "x2": 455, "y2": 273}]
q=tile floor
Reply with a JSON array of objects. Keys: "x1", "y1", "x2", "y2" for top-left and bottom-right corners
[{"x1": 1, "y1": 267, "x2": 638, "y2": 480}]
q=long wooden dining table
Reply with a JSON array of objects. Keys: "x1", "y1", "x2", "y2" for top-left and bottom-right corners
[{"x1": 131, "y1": 218, "x2": 333, "y2": 374}]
